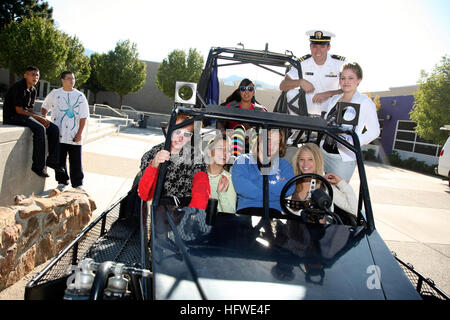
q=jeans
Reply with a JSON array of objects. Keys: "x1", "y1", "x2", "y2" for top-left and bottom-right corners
[
  {"x1": 5, "y1": 116, "x2": 60, "y2": 171},
  {"x1": 57, "y1": 143, "x2": 84, "y2": 188}
]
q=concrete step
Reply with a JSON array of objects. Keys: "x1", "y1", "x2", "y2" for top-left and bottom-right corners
[
  {"x1": 87, "y1": 121, "x2": 117, "y2": 134},
  {"x1": 84, "y1": 116, "x2": 139, "y2": 144},
  {"x1": 84, "y1": 126, "x2": 118, "y2": 145}
]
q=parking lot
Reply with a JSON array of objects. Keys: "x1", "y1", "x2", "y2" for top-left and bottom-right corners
[{"x1": 352, "y1": 161, "x2": 450, "y2": 296}]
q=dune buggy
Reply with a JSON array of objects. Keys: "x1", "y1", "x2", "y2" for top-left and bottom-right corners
[{"x1": 24, "y1": 46, "x2": 449, "y2": 301}]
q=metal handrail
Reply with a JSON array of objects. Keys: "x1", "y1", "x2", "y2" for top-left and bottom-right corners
[
  {"x1": 93, "y1": 104, "x2": 132, "y2": 131},
  {"x1": 121, "y1": 105, "x2": 138, "y2": 112},
  {"x1": 93, "y1": 103, "x2": 127, "y2": 118}
]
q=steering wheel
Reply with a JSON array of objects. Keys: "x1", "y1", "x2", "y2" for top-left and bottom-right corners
[{"x1": 280, "y1": 174, "x2": 336, "y2": 223}]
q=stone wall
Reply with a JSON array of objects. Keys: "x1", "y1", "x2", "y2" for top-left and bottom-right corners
[{"x1": 0, "y1": 189, "x2": 96, "y2": 291}]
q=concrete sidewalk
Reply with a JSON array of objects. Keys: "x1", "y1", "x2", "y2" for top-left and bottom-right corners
[{"x1": 350, "y1": 162, "x2": 450, "y2": 296}]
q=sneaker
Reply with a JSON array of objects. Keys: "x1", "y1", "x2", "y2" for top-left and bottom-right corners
[
  {"x1": 57, "y1": 184, "x2": 68, "y2": 191},
  {"x1": 32, "y1": 167, "x2": 50, "y2": 178},
  {"x1": 75, "y1": 185, "x2": 85, "y2": 191}
]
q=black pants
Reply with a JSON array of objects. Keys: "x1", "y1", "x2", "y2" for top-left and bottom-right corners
[
  {"x1": 5, "y1": 116, "x2": 60, "y2": 171},
  {"x1": 57, "y1": 143, "x2": 84, "y2": 187}
]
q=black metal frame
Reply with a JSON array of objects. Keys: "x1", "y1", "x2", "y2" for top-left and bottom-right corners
[
  {"x1": 24, "y1": 195, "x2": 152, "y2": 300},
  {"x1": 394, "y1": 253, "x2": 450, "y2": 300},
  {"x1": 152, "y1": 105, "x2": 375, "y2": 231},
  {"x1": 196, "y1": 46, "x2": 307, "y2": 112}
]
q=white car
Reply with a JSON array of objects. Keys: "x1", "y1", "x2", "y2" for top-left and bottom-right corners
[{"x1": 436, "y1": 135, "x2": 450, "y2": 186}]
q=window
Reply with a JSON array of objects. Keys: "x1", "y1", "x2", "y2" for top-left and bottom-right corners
[{"x1": 393, "y1": 120, "x2": 440, "y2": 156}]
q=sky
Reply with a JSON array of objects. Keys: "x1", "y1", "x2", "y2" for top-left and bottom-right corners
[{"x1": 47, "y1": 0, "x2": 449, "y2": 93}]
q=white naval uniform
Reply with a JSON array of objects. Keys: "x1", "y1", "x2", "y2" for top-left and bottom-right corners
[
  {"x1": 41, "y1": 88, "x2": 89, "y2": 145},
  {"x1": 286, "y1": 53, "x2": 346, "y2": 116}
]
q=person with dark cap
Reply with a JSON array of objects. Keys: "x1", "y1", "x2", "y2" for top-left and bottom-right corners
[
  {"x1": 280, "y1": 30, "x2": 347, "y2": 117},
  {"x1": 2, "y1": 66, "x2": 63, "y2": 178}
]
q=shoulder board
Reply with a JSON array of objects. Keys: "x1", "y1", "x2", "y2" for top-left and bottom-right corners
[
  {"x1": 331, "y1": 54, "x2": 346, "y2": 61},
  {"x1": 299, "y1": 54, "x2": 312, "y2": 62}
]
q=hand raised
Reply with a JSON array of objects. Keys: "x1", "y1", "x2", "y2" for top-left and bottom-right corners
[
  {"x1": 217, "y1": 174, "x2": 229, "y2": 193},
  {"x1": 324, "y1": 173, "x2": 342, "y2": 185},
  {"x1": 151, "y1": 150, "x2": 171, "y2": 168}
]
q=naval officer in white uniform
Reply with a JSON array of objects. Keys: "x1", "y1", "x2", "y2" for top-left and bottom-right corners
[{"x1": 280, "y1": 30, "x2": 347, "y2": 117}]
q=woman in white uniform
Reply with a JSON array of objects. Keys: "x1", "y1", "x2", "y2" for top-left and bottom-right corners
[{"x1": 321, "y1": 62, "x2": 380, "y2": 182}]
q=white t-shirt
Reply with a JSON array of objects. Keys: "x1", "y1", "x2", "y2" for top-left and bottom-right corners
[
  {"x1": 41, "y1": 88, "x2": 89, "y2": 145},
  {"x1": 286, "y1": 53, "x2": 346, "y2": 116}
]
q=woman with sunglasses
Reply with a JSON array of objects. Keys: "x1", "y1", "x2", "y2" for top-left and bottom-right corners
[
  {"x1": 220, "y1": 78, "x2": 266, "y2": 130},
  {"x1": 220, "y1": 78, "x2": 267, "y2": 157},
  {"x1": 138, "y1": 114, "x2": 210, "y2": 210}
]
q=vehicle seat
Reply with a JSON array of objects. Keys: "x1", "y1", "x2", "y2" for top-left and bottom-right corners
[{"x1": 283, "y1": 145, "x2": 299, "y2": 169}]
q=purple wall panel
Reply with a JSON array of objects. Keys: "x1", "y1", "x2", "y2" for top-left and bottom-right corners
[{"x1": 378, "y1": 95, "x2": 415, "y2": 156}]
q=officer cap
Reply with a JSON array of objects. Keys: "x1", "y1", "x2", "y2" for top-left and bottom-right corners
[{"x1": 306, "y1": 30, "x2": 335, "y2": 44}]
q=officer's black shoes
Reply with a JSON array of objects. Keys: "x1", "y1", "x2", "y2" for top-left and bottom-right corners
[{"x1": 32, "y1": 167, "x2": 50, "y2": 178}]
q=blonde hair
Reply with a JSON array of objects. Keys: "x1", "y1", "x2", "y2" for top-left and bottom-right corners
[
  {"x1": 294, "y1": 143, "x2": 324, "y2": 175},
  {"x1": 293, "y1": 143, "x2": 325, "y2": 194}
]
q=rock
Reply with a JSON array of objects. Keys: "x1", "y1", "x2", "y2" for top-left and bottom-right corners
[
  {"x1": 0, "y1": 207, "x2": 15, "y2": 229},
  {"x1": 34, "y1": 197, "x2": 55, "y2": 212},
  {"x1": 43, "y1": 211, "x2": 60, "y2": 229},
  {"x1": 0, "y1": 246, "x2": 17, "y2": 278},
  {"x1": 36, "y1": 235, "x2": 54, "y2": 265},
  {"x1": 48, "y1": 189, "x2": 61, "y2": 198},
  {"x1": 17, "y1": 217, "x2": 40, "y2": 252},
  {"x1": 17, "y1": 204, "x2": 42, "y2": 219},
  {"x1": 0, "y1": 190, "x2": 96, "y2": 291},
  {"x1": 2, "y1": 224, "x2": 22, "y2": 249}
]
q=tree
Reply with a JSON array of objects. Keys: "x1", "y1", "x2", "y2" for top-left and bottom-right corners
[
  {"x1": 0, "y1": 17, "x2": 67, "y2": 84},
  {"x1": 0, "y1": 17, "x2": 90, "y2": 86},
  {"x1": 59, "y1": 33, "x2": 90, "y2": 87},
  {"x1": 0, "y1": 0, "x2": 53, "y2": 31},
  {"x1": 155, "y1": 48, "x2": 204, "y2": 99},
  {"x1": 82, "y1": 53, "x2": 106, "y2": 104},
  {"x1": 96, "y1": 40, "x2": 146, "y2": 109},
  {"x1": 410, "y1": 56, "x2": 450, "y2": 146}
]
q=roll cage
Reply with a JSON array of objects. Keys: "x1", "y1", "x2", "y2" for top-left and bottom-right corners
[
  {"x1": 196, "y1": 46, "x2": 308, "y2": 115},
  {"x1": 154, "y1": 104, "x2": 374, "y2": 231}
]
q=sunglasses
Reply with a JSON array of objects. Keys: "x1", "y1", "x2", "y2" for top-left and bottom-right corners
[
  {"x1": 173, "y1": 129, "x2": 193, "y2": 138},
  {"x1": 239, "y1": 86, "x2": 255, "y2": 92}
]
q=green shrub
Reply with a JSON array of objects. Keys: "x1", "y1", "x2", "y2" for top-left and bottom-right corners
[
  {"x1": 362, "y1": 148, "x2": 378, "y2": 161},
  {"x1": 386, "y1": 151, "x2": 436, "y2": 175}
]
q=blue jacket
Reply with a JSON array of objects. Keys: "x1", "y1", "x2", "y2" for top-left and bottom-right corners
[{"x1": 232, "y1": 153, "x2": 295, "y2": 212}]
